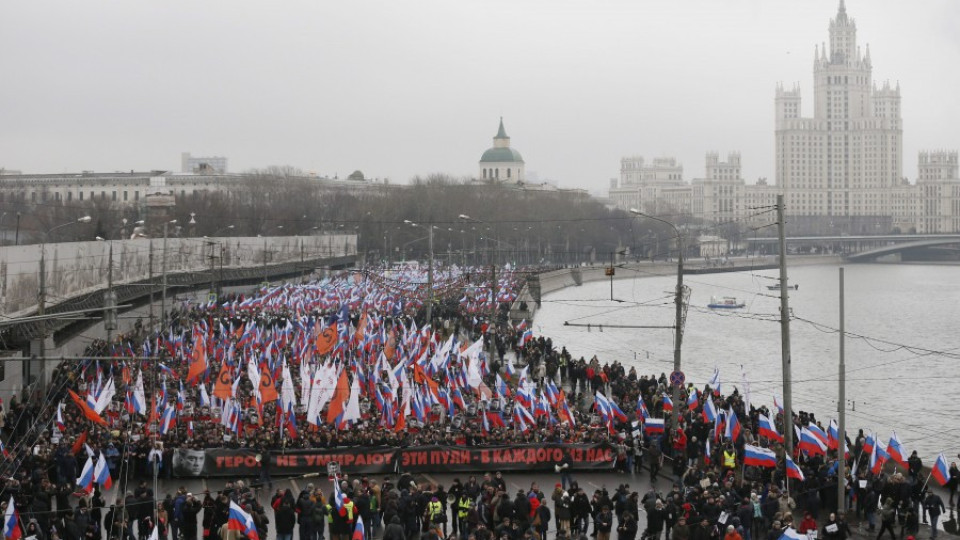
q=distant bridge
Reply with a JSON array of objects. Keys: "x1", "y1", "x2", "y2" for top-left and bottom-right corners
[
  {"x1": 844, "y1": 237, "x2": 960, "y2": 261},
  {"x1": 747, "y1": 234, "x2": 960, "y2": 261}
]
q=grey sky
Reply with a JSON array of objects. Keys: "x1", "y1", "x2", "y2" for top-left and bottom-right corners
[{"x1": 1, "y1": 0, "x2": 958, "y2": 194}]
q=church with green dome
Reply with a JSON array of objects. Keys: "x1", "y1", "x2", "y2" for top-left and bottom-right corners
[{"x1": 479, "y1": 118, "x2": 525, "y2": 183}]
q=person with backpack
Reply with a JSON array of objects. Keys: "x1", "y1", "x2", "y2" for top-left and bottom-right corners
[{"x1": 876, "y1": 498, "x2": 897, "y2": 540}]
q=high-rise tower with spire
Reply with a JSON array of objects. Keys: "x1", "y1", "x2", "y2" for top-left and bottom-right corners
[{"x1": 775, "y1": 0, "x2": 902, "y2": 219}]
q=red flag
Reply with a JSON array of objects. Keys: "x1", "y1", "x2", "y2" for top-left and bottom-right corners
[
  {"x1": 212, "y1": 360, "x2": 233, "y2": 400},
  {"x1": 259, "y1": 369, "x2": 278, "y2": 404},
  {"x1": 71, "y1": 431, "x2": 88, "y2": 455},
  {"x1": 68, "y1": 390, "x2": 107, "y2": 426},
  {"x1": 325, "y1": 369, "x2": 350, "y2": 424},
  {"x1": 187, "y1": 339, "x2": 207, "y2": 383}
]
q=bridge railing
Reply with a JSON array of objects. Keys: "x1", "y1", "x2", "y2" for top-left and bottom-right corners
[{"x1": 0, "y1": 235, "x2": 357, "y2": 316}]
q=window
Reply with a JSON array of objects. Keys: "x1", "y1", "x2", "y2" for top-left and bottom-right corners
[
  {"x1": 112, "y1": 191, "x2": 117, "y2": 201},
  {"x1": 135, "y1": 191, "x2": 139, "y2": 200},
  {"x1": 123, "y1": 191, "x2": 128, "y2": 201},
  {"x1": 79, "y1": 191, "x2": 84, "y2": 201},
  {"x1": 67, "y1": 192, "x2": 72, "y2": 201}
]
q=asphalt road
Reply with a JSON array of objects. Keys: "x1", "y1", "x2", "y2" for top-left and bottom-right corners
[{"x1": 135, "y1": 466, "x2": 956, "y2": 540}]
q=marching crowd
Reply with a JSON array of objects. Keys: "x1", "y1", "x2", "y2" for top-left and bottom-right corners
[{"x1": 0, "y1": 267, "x2": 958, "y2": 540}]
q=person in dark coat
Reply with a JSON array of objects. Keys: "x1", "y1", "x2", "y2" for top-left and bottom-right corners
[
  {"x1": 617, "y1": 512, "x2": 638, "y2": 540},
  {"x1": 382, "y1": 516, "x2": 405, "y2": 540},
  {"x1": 275, "y1": 502, "x2": 297, "y2": 540}
]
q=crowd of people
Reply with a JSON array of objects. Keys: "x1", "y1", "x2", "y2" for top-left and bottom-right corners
[{"x1": 0, "y1": 266, "x2": 958, "y2": 540}]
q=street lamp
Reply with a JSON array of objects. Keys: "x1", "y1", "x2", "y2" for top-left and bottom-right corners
[
  {"x1": 160, "y1": 219, "x2": 177, "y2": 328},
  {"x1": 33, "y1": 215, "x2": 92, "y2": 390},
  {"x1": 630, "y1": 208, "x2": 686, "y2": 435},
  {"x1": 404, "y1": 219, "x2": 435, "y2": 326},
  {"x1": 460, "y1": 214, "x2": 501, "y2": 371}
]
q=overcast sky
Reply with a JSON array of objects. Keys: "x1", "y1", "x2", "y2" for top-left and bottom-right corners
[{"x1": 2, "y1": 0, "x2": 958, "y2": 194}]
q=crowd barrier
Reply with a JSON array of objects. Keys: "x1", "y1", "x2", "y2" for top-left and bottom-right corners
[{"x1": 171, "y1": 442, "x2": 616, "y2": 478}]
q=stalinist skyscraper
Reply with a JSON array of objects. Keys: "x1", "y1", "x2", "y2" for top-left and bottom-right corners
[{"x1": 775, "y1": 0, "x2": 902, "y2": 221}]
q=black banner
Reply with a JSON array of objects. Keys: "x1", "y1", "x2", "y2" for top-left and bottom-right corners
[
  {"x1": 172, "y1": 443, "x2": 615, "y2": 478},
  {"x1": 398, "y1": 443, "x2": 615, "y2": 473},
  {"x1": 173, "y1": 446, "x2": 397, "y2": 478}
]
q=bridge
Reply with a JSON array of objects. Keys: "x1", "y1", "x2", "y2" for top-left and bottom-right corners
[
  {"x1": 844, "y1": 237, "x2": 960, "y2": 261},
  {"x1": 0, "y1": 234, "x2": 358, "y2": 348},
  {"x1": 746, "y1": 234, "x2": 960, "y2": 261}
]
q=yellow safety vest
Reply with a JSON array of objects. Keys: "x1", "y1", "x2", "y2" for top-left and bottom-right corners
[
  {"x1": 458, "y1": 499, "x2": 471, "y2": 519},
  {"x1": 326, "y1": 504, "x2": 334, "y2": 523},
  {"x1": 723, "y1": 450, "x2": 736, "y2": 468},
  {"x1": 428, "y1": 501, "x2": 443, "y2": 519}
]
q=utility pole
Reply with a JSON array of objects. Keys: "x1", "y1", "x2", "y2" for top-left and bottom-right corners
[
  {"x1": 609, "y1": 251, "x2": 614, "y2": 301},
  {"x1": 489, "y1": 262, "x2": 497, "y2": 372},
  {"x1": 777, "y1": 194, "x2": 795, "y2": 458},
  {"x1": 161, "y1": 221, "x2": 171, "y2": 329},
  {"x1": 148, "y1": 239, "x2": 154, "y2": 330},
  {"x1": 671, "y1": 231, "x2": 684, "y2": 434},
  {"x1": 300, "y1": 241, "x2": 305, "y2": 284},
  {"x1": 207, "y1": 242, "x2": 216, "y2": 299},
  {"x1": 104, "y1": 242, "x2": 117, "y2": 344},
  {"x1": 837, "y1": 267, "x2": 846, "y2": 512},
  {"x1": 262, "y1": 237, "x2": 268, "y2": 285},
  {"x1": 426, "y1": 225, "x2": 434, "y2": 326},
  {"x1": 36, "y1": 251, "x2": 46, "y2": 390}
]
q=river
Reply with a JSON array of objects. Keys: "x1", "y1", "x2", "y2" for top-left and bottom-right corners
[{"x1": 532, "y1": 262, "x2": 960, "y2": 460}]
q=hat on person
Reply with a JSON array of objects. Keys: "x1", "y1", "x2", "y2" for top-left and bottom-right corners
[{"x1": 556, "y1": 483, "x2": 562, "y2": 488}]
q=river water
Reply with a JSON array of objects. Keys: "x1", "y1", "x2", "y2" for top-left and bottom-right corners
[{"x1": 532, "y1": 262, "x2": 960, "y2": 460}]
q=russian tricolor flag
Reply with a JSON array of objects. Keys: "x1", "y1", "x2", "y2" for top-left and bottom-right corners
[
  {"x1": 56, "y1": 403, "x2": 66, "y2": 433},
  {"x1": 702, "y1": 399, "x2": 717, "y2": 424},
  {"x1": 661, "y1": 393, "x2": 673, "y2": 412},
  {"x1": 778, "y1": 527, "x2": 808, "y2": 540},
  {"x1": 637, "y1": 396, "x2": 650, "y2": 420},
  {"x1": 931, "y1": 453, "x2": 950, "y2": 486},
  {"x1": 827, "y1": 419, "x2": 840, "y2": 450},
  {"x1": 863, "y1": 432, "x2": 875, "y2": 456},
  {"x1": 758, "y1": 413, "x2": 783, "y2": 442},
  {"x1": 799, "y1": 427, "x2": 827, "y2": 456},
  {"x1": 773, "y1": 396, "x2": 783, "y2": 416},
  {"x1": 785, "y1": 455, "x2": 805, "y2": 482},
  {"x1": 644, "y1": 418, "x2": 665, "y2": 435},
  {"x1": 887, "y1": 431, "x2": 907, "y2": 468},
  {"x1": 725, "y1": 408, "x2": 742, "y2": 441},
  {"x1": 870, "y1": 441, "x2": 890, "y2": 475},
  {"x1": 94, "y1": 452, "x2": 113, "y2": 490},
  {"x1": 352, "y1": 515, "x2": 365, "y2": 540},
  {"x1": 4, "y1": 496, "x2": 21, "y2": 540},
  {"x1": 686, "y1": 390, "x2": 698, "y2": 412},
  {"x1": 77, "y1": 456, "x2": 95, "y2": 494},
  {"x1": 227, "y1": 501, "x2": 260, "y2": 540},
  {"x1": 743, "y1": 444, "x2": 778, "y2": 468},
  {"x1": 806, "y1": 423, "x2": 830, "y2": 448}
]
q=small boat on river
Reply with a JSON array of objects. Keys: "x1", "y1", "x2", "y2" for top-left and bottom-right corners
[{"x1": 708, "y1": 296, "x2": 746, "y2": 309}]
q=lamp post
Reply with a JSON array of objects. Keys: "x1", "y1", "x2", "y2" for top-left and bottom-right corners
[
  {"x1": 35, "y1": 215, "x2": 92, "y2": 389},
  {"x1": 460, "y1": 214, "x2": 500, "y2": 371},
  {"x1": 404, "y1": 220, "x2": 434, "y2": 327},
  {"x1": 160, "y1": 219, "x2": 177, "y2": 329},
  {"x1": 630, "y1": 208, "x2": 686, "y2": 435}
]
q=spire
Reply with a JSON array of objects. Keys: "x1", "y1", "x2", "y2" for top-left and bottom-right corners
[
  {"x1": 835, "y1": 0, "x2": 848, "y2": 23},
  {"x1": 495, "y1": 117, "x2": 508, "y2": 139}
]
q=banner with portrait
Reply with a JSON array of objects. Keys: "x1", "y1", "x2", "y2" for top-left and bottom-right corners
[{"x1": 172, "y1": 443, "x2": 615, "y2": 478}]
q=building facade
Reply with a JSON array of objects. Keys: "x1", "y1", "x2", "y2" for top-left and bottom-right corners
[{"x1": 608, "y1": 1, "x2": 960, "y2": 234}]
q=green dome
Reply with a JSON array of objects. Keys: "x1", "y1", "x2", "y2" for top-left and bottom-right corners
[{"x1": 480, "y1": 147, "x2": 524, "y2": 163}]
